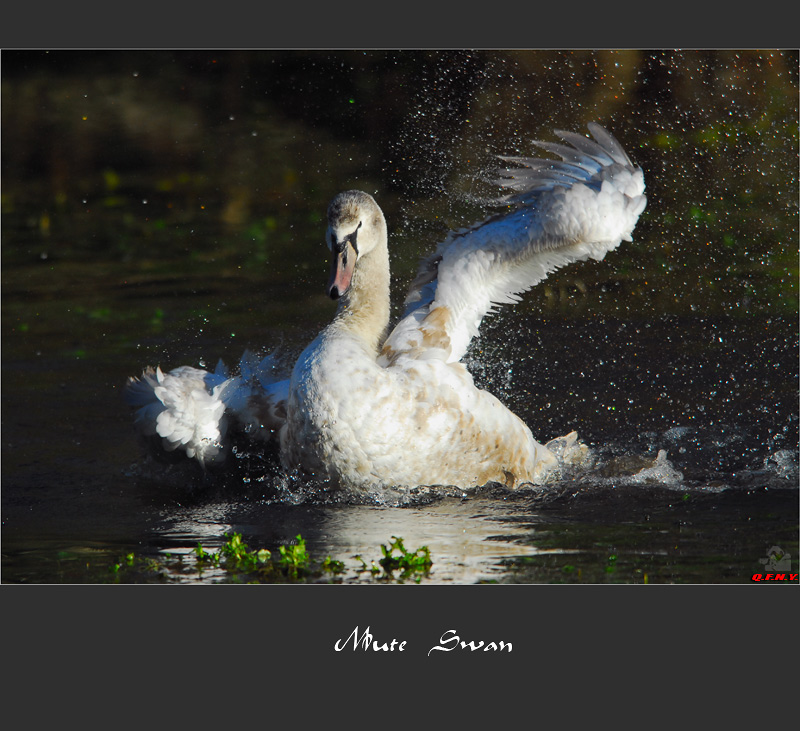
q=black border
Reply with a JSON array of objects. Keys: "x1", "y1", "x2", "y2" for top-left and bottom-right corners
[
  {"x1": 2, "y1": 2, "x2": 798, "y2": 720},
  {"x1": 1, "y1": 2, "x2": 799, "y2": 49}
]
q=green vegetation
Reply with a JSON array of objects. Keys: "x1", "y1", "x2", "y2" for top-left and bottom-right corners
[
  {"x1": 219, "y1": 532, "x2": 273, "y2": 573},
  {"x1": 378, "y1": 536, "x2": 432, "y2": 582},
  {"x1": 277, "y1": 535, "x2": 312, "y2": 578},
  {"x1": 107, "y1": 532, "x2": 431, "y2": 584},
  {"x1": 352, "y1": 536, "x2": 433, "y2": 583}
]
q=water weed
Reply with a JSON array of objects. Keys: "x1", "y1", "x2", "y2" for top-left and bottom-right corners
[{"x1": 108, "y1": 533, "x2": 432, "y2": 584}]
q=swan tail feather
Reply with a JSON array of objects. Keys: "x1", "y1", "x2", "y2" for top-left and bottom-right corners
[
  {"x1": 125, "y1": 351, "x2": 290, "y2": 467},
  {"x1": 125, "y1": 365, "x2": 230, "y2": 467}
]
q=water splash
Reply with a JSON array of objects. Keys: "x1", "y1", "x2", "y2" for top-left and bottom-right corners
[
  {"x1": 626, "y1": 449, "x2": 685, "y2": 485},
  {"x1": 763, "y1": 450, "x2": 799, "y2": 481}
]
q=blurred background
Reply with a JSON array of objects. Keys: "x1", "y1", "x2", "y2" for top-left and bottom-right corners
[{"x1": 3, "y1": 50, "x2": 796, "y2": 315}]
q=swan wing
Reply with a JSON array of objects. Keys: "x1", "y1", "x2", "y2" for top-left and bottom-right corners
[
  {"x1": 125, "y1": 351, "x2": 289, "y2": 466},
  {"x1": 125, "y1": 364, "x2": 231, "y2": 466},
  {"x1": 378, "y1": 123, "x2": 646, "y2": 366}
]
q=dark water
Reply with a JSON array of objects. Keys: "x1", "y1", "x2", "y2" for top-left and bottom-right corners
[{"x1": 2, "y1": 50, "x2": 798, "y2": 584}]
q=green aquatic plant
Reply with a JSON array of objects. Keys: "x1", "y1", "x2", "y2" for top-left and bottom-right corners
[
  {"x1": 378, "y1": 536, "x2": 432, "y2": 582},
  {"x1": 210, "y1": 532, "x2": 334, "y2": 581},
  {"x1": 219, "y1": 532, "x2": 272, "y2": 574},
  {"x1": 193, "y1": 542, "x2": 220, "y2": 566},
  {"x1": 353, "y1": 555, "x2": 381, "y2": 575},
  {"x1": 321, "y1": 556, "x2": 345, "y2": 574},
  {"x1": 108, "y1": 533, "x2": 432, "y2": 584},
  {"x1": 277, "y1": 535, "x2": 311, "y2": 578},
  {"x1": 108, "y1": 551, "x2": 170, "y2": 582},
  {"x1": 108, "y1": 552, "x2": 137, "y2": 574}
]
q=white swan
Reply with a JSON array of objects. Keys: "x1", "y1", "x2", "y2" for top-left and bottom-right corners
[{"x1": 126, "y1": 123, "x2": 646, "y2": 490}]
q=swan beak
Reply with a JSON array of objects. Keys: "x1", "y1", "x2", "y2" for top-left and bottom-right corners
[{"x1": 327, "y1": 240, "x2": 358, "y2": 300}]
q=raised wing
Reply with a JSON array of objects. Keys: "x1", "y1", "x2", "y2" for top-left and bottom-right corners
[{"x1": 378, "y1": 123, "x2": 646, "y2": 367}]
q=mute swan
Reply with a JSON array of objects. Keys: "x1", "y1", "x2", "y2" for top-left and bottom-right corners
[{"x1": 126, "y1": 123, "x2": 646, "y2": 491}]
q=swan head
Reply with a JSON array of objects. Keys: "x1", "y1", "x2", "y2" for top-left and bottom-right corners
[{"x1": 325, "y1": 190, "x2": 385, "y2": 300}]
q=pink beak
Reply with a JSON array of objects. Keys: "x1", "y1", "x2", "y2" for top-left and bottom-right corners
[{"x1": 327, "y1": 240, "x2": 357, "y2": 300}]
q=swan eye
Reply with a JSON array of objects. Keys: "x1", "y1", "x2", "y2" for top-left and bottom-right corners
[{"x1": 332, "y1": 221, "x2": 361, "y2": 256}]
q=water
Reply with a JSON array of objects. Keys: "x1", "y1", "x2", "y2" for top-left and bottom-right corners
[{"x1": 2, "y1": 50, "x2": 798, "y2": 584}]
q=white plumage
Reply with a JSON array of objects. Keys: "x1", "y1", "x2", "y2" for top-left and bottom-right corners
[{"x1": 125, "y1": 123, "x2": 646, "y2": 491}]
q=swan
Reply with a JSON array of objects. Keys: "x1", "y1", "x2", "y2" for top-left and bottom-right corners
[{"x1": 125, "y1": 122, "x2": 646, "y2": 491}]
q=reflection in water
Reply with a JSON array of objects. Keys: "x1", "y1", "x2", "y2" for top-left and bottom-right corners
[
  {"x1": 304, "y1": 501, "x2": 540, "y2": 584},
  {"x1": 133, "y1": 426, "x2": 797, "y2": 585},
  {"x1": 156, "y1": 503, "x2": 235, "y2": 545},
  {"x1": 154, "y1": 497, "x2": 543, "y2": 584}
]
